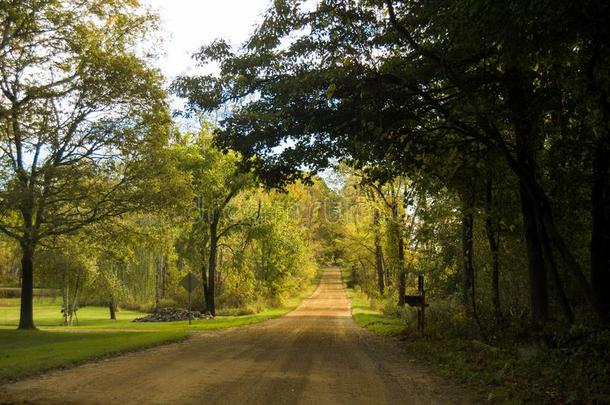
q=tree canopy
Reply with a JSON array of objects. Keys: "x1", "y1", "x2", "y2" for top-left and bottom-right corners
[
  {"x1": 175, "y1": 0, "x2": 610, "y2": 325},
  {"x1": 0, "y1": 0, "x2": 174, "y2": 329}
]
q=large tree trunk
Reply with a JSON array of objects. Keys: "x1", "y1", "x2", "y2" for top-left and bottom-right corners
[
  {"x1": 109, "y1": 299, "x2": 116, "y2": 320},
  {"x1": 396, "y1": 212, "x2": 406, "y2": 306},
  {"x1": 506, "y1": 68, "x2": 549, "y2": 324},
  {"x1": 519, "y1": 183, "x2": 549, "y2": 323},
  {"x1": 485, "y1": 122, "x2": 605, "y2": 322},
  {"x1": 201, "y1": 262, "x2": 209, "y2": 312},
  {"x1": 18, "y1": 242, "x2": 36, "y2": 330},
  {"x1": 155, "y1": 256, "x2": 162, "y2": 310},
  {"x1": 62, "y1": 269, "x2": 69, "y2": 326},
  {"x1": 207, "y1": 217, "x2": 219, "y2": 316},
  {"x1": 373, "y1": 209, "x2": 385, "y2": 295},
  {"x1": 461, "y1": 199, "x2": 474, "y2": 306},
  {"x1": 484, "y1": 179, "x2": 502, "y2": 322},
  {"x1": 161, "y1": 255, "x2": 168, "y2": 299},
  {"x1": 536, "y1": 216, "x2": 574, "y2": 323},
  {"x1": 591, "y1": 128, "x2": 610, "y2": 319}
]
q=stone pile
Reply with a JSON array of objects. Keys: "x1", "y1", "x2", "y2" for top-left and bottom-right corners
[{"x1": 132, "y1": 307, "x2": 214, "y2": 322}]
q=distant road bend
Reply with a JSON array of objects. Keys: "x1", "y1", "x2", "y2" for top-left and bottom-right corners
[{"x1": 1, "y1": 268, "x2": 474, "y2": 404}]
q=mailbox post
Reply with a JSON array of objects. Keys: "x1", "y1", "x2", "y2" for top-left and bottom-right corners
[{"x1": 404, "y1": 272, "x2": 427, "y2": 335}]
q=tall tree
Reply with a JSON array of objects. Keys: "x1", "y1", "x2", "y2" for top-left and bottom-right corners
[
  {"x1": 0, "y1": 0, "x2": 169, "y2": 329},
  {"x1": 175, "y1": 129, "x2": 253, "y2": 316}
]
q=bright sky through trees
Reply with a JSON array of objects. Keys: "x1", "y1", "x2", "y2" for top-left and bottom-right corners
[{"x1": 141, "y1": 0, "x2": 271, "y2": 79}]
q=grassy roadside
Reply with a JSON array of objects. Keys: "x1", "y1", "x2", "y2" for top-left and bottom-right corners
[
  {"x1": 341, "y1": 268, "x2": 406, "y2": 336},
  {"x1": 345, "y1": 288, "x2": 406, "y2": 336},
  {"x1": 0, "y1": 330, "x2": 189, "y2": 382},
  {"x1": 340, "y1": 270, "x2": 610, "y2": 404}
]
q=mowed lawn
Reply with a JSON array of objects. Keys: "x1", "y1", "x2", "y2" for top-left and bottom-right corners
[
  {"x1": 0, "y1": 330, "x2": 189, "y2": 381},
  {"x1": 0, "y1": 298, "x2": 189, "y2": 381},
  {"x1": 0, "y1": 297, "x2": 146, "y2": 329}
]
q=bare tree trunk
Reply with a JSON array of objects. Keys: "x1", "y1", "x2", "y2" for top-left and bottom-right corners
[
  {"x1": 109, "y1": 298, "x2": 116, "y2": 320},
  {"x1": 162, "y1": 255, "x2": 168, "y2": 299},
  {"x1": 201, "y1": 262, "x2": 209, "y2": 312},
  {"x1": 591, "y1": 134, "x2": 610, "y2": 319},
  {"x1": 484, "y1": 179, "x2": 502, "y2": 322},
  {"x1": 18, "y1": 241, "x2": 36, "y2": 330},
  {"x1": 519, "y1": 183, "x2": 549, "y2": 323},
  {"x1": 396, "y1": 211, "x2": 406, "y2": 306},
  {"x1": 62, "y1": 269, "x2": 69, "y2": 326},
  {"x1": 384, "y1": 255, "x2": 391, "y2": 288},
  {"x1": 69, "y1": 270, "x2": 82, "y2": 326},
  {"x1": 373, "y1": 209, "x2": 385, "y2": 295},
  {"x1": 506, "y1": 70, "x2": 549, "y2": 324},
  {"x1": 461, "y1": 201, "x2": 474, "y2": 306},
  {"x1": 460, "y1": 175, "x2": 476, "y2": 307},
  {"x1": 155, "y1": 256, "x2": 161, "y2": 310},
  {"x1": 207, "y1": 217, "x2": 219, "y2": 316},
  {"x1": 536, "y1": 217, "x2": 574, "y2": 323}
]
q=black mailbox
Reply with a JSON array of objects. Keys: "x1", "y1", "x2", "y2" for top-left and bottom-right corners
[{"x1": 404, "y1": 294, "x2": 424, "y2": 306}]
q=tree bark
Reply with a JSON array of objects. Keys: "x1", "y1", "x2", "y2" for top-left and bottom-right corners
[
  {"x1": 485, "y1": 122, "x2": 605, "y2": 321},
  {"x1": 396, "y1": 212, "x2": 406, "y2": 306},
  {"x1": 207, "y1": 216, "x2": 219, "y2": 316},
  {"x1": 62, "y1": 269, "x2": 69, "y2": 326},
  {"x1": 18, "y1": 242, "x2": 36, "y2": 330},
  {"x1": 536, "y1": 216, "x2": 574, "y2": 323},
  {"x1": 506, "y1": 68, "x2": 549, "y2": 324},
  {"x1": 109, "y1": 299, "x2": 116, "y2": 320},
  {"x1": 591, "y1": 129, "x2": 610, "y2": 319},
  {"x1": 461, "y1": 199, "x2": 474, "y2": 306},
  {"x1": 519, "y1": 183, "x2": 549, "y2": 323},
  {"x1": 373, "y1": 209, "x2": 385, "y2": 295},
  {"x1": 201, "y1": 262, "x2": 209, "y2": 312},
  {"x1": 484, "y1": 179, "x2": 502, "y2": 322}
]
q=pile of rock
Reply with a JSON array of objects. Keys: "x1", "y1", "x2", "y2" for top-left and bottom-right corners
[{"x1": 132, "y1": 307, "x2": 214, "y2": 322}]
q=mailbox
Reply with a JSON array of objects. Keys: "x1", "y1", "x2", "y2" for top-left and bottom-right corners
[
  {"x1": 403, "y1": 273, "x2": 427, "y2": 335},
  {"x1": 404, "y1": 294, "x2": 424, "y2": 306}
]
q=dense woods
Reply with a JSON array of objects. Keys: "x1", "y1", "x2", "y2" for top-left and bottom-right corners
[
  {"x1": 1, "y1": 0, "x2": 609, "y2": 402},
  {"x1": 174, "y1": 0, "x2": 610, "y2": 328}
]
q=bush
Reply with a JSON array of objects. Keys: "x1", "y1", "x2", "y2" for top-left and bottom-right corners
[
  {"x1": 120, "y1": 301, "x2": 155, "y2": 313},
  {"x1": 424, "y1": 298, "x2": 476, "y2": 338}
]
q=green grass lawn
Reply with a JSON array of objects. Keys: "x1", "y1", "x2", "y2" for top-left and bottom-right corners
[
  {"x1": 0, "y1": 297, "x2": 146, "y2": 329},
  {"x1": 0, "y1": 330, "x2": 189, "y2": 382}
]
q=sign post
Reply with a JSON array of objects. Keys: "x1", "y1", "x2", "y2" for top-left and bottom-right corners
[{"x1": 180, "y1": 272, "x2": 196, "y2": 325}]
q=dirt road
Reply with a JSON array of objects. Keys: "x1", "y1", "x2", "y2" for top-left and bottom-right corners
[{"x1": 1, "y1": 269, "x2": 476, "y2": 404}]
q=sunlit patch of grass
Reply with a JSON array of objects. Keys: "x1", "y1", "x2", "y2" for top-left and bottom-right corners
[
  {"x1": 343, "y1": 285, "x2": 406, "y2": 336},
  {"x1": 0, "y1": 330, "x2": 189, "y2": 381}
]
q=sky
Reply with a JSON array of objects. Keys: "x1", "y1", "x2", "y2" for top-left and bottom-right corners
[{"x1": 141, "y1": 0, "x2": 272, "y2": 80}]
